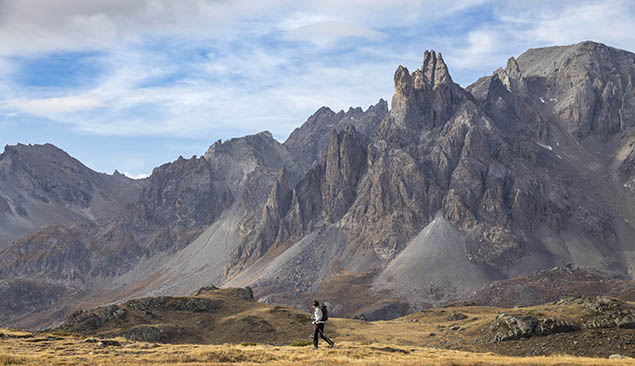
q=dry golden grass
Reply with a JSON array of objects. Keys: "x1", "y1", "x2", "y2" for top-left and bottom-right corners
[{"x1": 1, "y1": 328, "x2": 634, "y2": 366}]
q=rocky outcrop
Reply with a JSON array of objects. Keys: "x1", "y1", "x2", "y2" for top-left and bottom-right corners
[
  {"x1": 579, "y1": 297, "x2": 635, "y2": 329},
  {"x1": 116, "y1": 155, "x2": 233, "y2": 255},
  {"x1": 489, "y1": 313, "x2": 579, "y2": 342},
  {"x1": 493, "y1": 296, "x2": 635, "y2": 333}
]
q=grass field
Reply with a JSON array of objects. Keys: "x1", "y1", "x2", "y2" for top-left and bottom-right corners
[{"x1": 1, "y1": 328, "x2": 634, "y2": 366}]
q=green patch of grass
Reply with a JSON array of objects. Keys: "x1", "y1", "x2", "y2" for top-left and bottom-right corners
[{"x1": 289, "y1": 341, "x2": 312, "y2": 347}]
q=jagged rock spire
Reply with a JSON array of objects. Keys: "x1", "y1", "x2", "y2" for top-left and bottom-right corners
[
  {"x1": 389, "y1": 49, "x2": 464, "y2": 131},
  {"x1": 394, "y1": 65, "x2": 414, "y2": 99},
  {"x1": 499, "y1": 56, "x2": 527, "y2": 95},
  {"x1": 422, "y1": 50, "x2": 452, "y2": 87}
]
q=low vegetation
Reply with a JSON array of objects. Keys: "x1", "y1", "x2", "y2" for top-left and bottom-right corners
[
  {"x1": 0, "y1": 328, "x2": 633, "y2": 366},
  {"x1": 8, "y1": 288, "x2": 633, "y2": 365}
]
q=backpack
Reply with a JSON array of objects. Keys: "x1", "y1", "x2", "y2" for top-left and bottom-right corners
[{"x1": 321, "y1": 304, "x2": 329, "y2": 321}]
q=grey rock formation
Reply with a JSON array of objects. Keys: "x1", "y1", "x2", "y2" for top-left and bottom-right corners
[
  {"x1": 579, "y1": 296, "x2": 635, "y2": 329},
  {"x1": 489, "y1": 313, "x2": 579, "y2": 342}
]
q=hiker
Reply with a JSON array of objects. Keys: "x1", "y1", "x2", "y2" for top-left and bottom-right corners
[{"x1": 311, "y1": 300, "x2": 334, "y2": 349}]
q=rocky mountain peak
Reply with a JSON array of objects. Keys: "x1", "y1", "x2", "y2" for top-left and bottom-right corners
[
  {"x1": 514, "y1": 41, "x2": 635, "y2": 140},
  {"x1": 2, "y1": 143, "x2": 76, "y2": 169},
  {"x1": 421, "y1": 50, "x2": 452, "y2": 87},
  {"x1": 285, "y1": 100, "x2": 387, "y2": 166},
  {"x1": 387, "y1": 50, "x2": 466, "y2": 133},
  {"x1": 498, "y1": 56, "x2": 528, "y2": 95},
  {"x1": 505, "y1": 56, "x2": 521, "y2": 76},
  {"x1": 393, "y1": 65, "x2": 414, "y2": 99}
]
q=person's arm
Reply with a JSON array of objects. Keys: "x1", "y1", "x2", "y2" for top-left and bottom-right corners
[{"x1": 314, "y1": 307, "x2": 323, "y2": 323}]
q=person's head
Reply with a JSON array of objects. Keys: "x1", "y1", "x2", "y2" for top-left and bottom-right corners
[{"x1": 312, "y1": 300, "x2": 319, "y2": 309}]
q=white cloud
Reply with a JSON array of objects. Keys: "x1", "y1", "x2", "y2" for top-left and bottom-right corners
[
  {"x1": 5, "y1": 96, "x2": 105, "y2": 116},
  {"x1": 123, "y1": 172, "x2": 150, "y2": 180}
]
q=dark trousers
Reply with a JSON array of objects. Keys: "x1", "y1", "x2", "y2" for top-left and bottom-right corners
[{"x1": 313, "y1": 323, "x2": 333, "y2": 348}]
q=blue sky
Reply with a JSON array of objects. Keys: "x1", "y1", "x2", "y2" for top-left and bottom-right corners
[{"x1": 1, "y1": 0, "x2": 634, "y2": 178}]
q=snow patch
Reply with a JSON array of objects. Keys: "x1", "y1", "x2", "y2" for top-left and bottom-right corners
[
  {"x1": 537, "y1": 143, "x2": 553, "y2": 151},
  {"x1": 540, "y1": 97, "x2": 546, "y2": 103}
]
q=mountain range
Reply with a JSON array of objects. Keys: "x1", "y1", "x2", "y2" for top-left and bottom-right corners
[{"x1": 1, "y1": 40, "x2": 634, "y2": 328}]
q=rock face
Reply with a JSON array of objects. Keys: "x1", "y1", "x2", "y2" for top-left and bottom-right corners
[{"x1": 2, "y1": 41, "x2": 635, "y2": 327}]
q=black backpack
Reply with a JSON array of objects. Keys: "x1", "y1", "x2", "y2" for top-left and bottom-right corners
[{"x1": 321, "y1": 304, "x2": 329, "y2": 321}]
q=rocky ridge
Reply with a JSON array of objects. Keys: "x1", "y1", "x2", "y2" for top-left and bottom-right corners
[{"x1": 0, "y1": 143, "x2": 142, "y2": 248}]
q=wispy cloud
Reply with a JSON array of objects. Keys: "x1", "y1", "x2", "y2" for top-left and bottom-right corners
[
  {"x1": 284, "y1": 21, "x2": 388, "y2": 47},
  {"x1": 7, "y1": 96, "x2": 105, "y2": 116}
]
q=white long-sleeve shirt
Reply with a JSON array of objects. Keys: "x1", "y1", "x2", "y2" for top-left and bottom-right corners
[{"x1": 313, "y1": 306, "x2": 324, "y2": 324}]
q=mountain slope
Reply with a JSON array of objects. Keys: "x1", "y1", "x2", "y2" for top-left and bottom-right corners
[{"x1": 0, "y1": 143, "x2": 142, "y2": 248}]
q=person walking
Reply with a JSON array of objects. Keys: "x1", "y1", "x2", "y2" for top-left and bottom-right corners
[{"x1": 312, "y1": 300, "x2": 334, "y2": 349}]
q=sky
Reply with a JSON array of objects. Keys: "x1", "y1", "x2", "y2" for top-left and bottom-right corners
[{"x1": 1, "y1": 0, "x2": 634, "y2": 178}]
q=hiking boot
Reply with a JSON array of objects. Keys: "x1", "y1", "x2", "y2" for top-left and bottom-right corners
[{"x1": 329, "y1": 343, "x2": 335, "y2": 348}]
